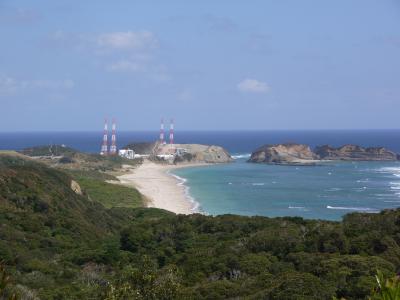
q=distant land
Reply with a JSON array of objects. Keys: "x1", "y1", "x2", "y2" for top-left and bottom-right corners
[{"x1": 249, "y1": 143, "x2": 399, "y2": 165}]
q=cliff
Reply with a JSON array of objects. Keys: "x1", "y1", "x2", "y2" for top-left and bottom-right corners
[
  {"x1": 315, "y1": 144, "x2": 398, "y2": 161},
  {"x1": 248, "y1": 143, "x2": 319, "y2": 165}
]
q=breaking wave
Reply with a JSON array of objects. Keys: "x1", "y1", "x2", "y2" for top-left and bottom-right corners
[
  {"x1": 289, "y1": 206, "x2": 309, "y2": 211},
  {"x1": 232, "y1": 153, "x2": 251, "y2": 159},
  {"x1": 378, "y1": 167, "x2": 400, "y2": 177},
  {"x1": 326, "y1": 188, "x2": 343, "y2": 192},
  {"x1": 168, "y1": 172, "x2": 202, "y2": 213},
  {"x1": 326, "y1": 205, "x2": 378, "y2": 212}
]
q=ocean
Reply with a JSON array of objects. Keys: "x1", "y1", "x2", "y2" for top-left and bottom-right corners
[{"x1": 1, "y1": 130, "x2": 400, "y2": 221}]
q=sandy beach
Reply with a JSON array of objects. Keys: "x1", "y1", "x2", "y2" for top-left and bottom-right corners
[{"x1": 117, "y1": 160, "x2": 210, "y2": 214}]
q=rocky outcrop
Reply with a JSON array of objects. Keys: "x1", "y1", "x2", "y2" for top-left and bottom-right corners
[
  {"x1": 249, "y1": 143, "x2": 399, "y2": 165},
  {"x1": 315, "y1": 144, "x2": 398, "y2": 161},
  {"x1": 186, "y1": 144, "x2": 233, "y2": 163},
  {"x1": 248, "y1": 143, "x2": 319, "y2": 165},
  {"x1": 70, "y1": 180, "x2": 83, "y2": 195},
  {"x1": 156, "y1": 143, "x2": 233, "y2": 164}
]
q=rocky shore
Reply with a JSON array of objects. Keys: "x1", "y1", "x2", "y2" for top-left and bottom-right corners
[{"x1": 249, "y1": 143, "x2": 399, "y2": 165}]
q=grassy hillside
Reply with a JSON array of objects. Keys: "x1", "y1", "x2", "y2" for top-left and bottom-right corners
[
  {"x1": 0, "y1": 155, "x2": 399, "y2": 299},
  {"x1": 68, "y1": 169, "x2": 144, "y2": 209}
]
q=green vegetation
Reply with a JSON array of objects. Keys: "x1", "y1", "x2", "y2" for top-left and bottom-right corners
[
  {"x1": 20, "y1": 144, "x2": 141, "y2": 172},
  {"x1": 70, "y1": 171, "x2": 144, "y2": 209},
  {"x1": 0, "y1": 261, "x2": 18, "y2": 299},
  {"x1": 1, "y1": 155, "x2": 400, "y2": 299},
  {"x1": 370, "y1": 271, "x2": 400, "y2": 300},
  {"x1": 20, "y1": 145, "x2": 78, "y2": 157}
]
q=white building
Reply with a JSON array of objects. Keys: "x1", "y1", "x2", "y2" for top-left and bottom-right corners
[
  {"x1": 156, "y1": 154, "x2": 175, "y2": 160},
  {"x1": 118, "y1": 149, "x2": 135, "y2": 160}
]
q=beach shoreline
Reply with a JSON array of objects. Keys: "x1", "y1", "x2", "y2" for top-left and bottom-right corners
[{"x1": 117, "y1": 160, "x2": 212, "y2": 214}]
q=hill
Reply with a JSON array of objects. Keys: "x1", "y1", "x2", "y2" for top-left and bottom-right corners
[
  {"x1": 0, "y1": 155, "x2": 399, "y2": 299},
  {"x1": 123, "y1": 142, "x2": 158, "y2": 155},
  {"x1": 19, "y1": 144, "x2": 140, "y2": 172}
]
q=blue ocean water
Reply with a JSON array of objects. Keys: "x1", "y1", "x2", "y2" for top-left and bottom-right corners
[{"x1": 1, "y1": 130, "x2": 400, "y2": 220}]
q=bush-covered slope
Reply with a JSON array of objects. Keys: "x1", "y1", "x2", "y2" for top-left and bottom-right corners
[
  {"x1": 0, "y1": 155, "x2": 153, "y2": 298},
  {"x1": 19, "y1": 144, "x2": 141, "y2": 172},
  {"x1": 0, "y1": 155, "x2": 400, "y2": 299}
]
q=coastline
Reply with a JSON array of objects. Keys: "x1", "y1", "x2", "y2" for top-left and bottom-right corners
[{"x1": 117, "y1": 160, "x2": 211, "y2": 214}]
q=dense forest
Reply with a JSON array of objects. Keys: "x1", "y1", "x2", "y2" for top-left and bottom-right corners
[{"x1": 0, "y1": 154, "x2": 400, "y2": 299}]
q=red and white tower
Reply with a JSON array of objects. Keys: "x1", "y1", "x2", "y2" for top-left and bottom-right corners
[
  {"x1": 160, "y1": 118, "x2": 165, "y2": 144},
  {"x1": 100, "y1": 118, "x2": 108, "y2": 155},
  {"x1": 110, "y1": 118, "x2": 117, "y2": 155},
  {"x1": 169, "y1": 118, "x2": 174, "y2": 144}
]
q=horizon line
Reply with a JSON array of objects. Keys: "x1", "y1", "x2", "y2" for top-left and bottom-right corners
[{"x1": 1, "y1": 128, "x2": 400, "y2": 133}]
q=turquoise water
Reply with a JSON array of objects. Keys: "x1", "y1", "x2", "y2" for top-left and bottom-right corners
[
  {"x1": 172, "y1": 158, "x2": 400, "y2": 221},
  {"x1": 2, "y1": 130, "x2": 400, "y2": 221}
]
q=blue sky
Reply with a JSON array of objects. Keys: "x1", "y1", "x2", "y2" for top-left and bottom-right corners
[{"x1": 0, "y1": 0, "x2": 399, "y2": 131}]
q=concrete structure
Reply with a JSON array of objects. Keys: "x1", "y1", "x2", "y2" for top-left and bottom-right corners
[
  {"x1": 156, "y1": 154, "x2": 175, "y2": 160},
  {"x1": 118, "y1": 149, "x2": 135, "y2": 160}
]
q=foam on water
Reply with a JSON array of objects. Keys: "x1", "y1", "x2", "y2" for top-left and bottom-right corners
[
  {"x1": 289, "y1": 206, "x2": 309, "y2": 211},
  {"x1": 232, "y1": 153, "x2": 251, "y2": 159},
  {"x1": 378, "y1": 167, "x2": 400, "y2": 177},
  {"x1": 327, "y1": 205, "x2": 379, "y2": 212},
  {"x1": 326, "y1": 188, "x2": 343, "y2": 192},
  {"x1": 168, "y1": 172, "x2": 202, "y2": 213}
]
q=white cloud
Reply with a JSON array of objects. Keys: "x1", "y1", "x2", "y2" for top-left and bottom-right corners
[
  {"x1": 97, "y1": 31, "x2": 158, "y2": 51},
  {"x1": 107, "y1": 60, "x2": 144, "y2": 72},
  {"x1": 47, "y1": 29, "x2": 167, "y2": 81},
  {"x1": 237, "y1": 79, "x2": 269, "y2": 93},
  {"x1": 24, "y1": 79, "x2": 75, "y2": 89},
  {"x1": 0, "y1": 75, "x2": 18, "y2": 94},
  {"x1": 0, "y1": 8, "x2": 41, "y2": 24},
  {"x1": 0, "y1": 75, "x2": 74, "y2": 96}
]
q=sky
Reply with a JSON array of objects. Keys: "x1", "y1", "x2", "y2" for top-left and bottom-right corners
[{"x1": 0, "y1": 0, "x2": 399, "y2": 131}]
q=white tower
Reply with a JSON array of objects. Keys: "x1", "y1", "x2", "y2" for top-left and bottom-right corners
[
  {"x1": 110, "y1": 118, "x2": 117, "y2": 155},
  {"x1": 160, "y1": 118, "x2": 166, "y2": 144},
  {"x1": 100, "y1": 119, "x2": 108, "y2": 155},
  {"x1": 169, "y1": 118, "x2": 174, "y2": 144}
]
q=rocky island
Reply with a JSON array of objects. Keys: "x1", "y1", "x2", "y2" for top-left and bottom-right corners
[
  {"x1": 315, "y1": 144, "x2": 398, "y2": 161},
  {"x1": 249, "y1": 143, "x2": 399, "y2": 165},
  {"x1": 122, "y1": 141, "x2": 233, "y2": 164},
  {"x1": 249, "y1": 143, "x2": 319, "y2": 165}
]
